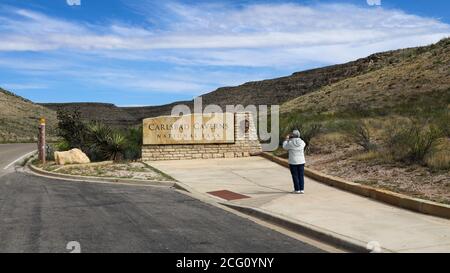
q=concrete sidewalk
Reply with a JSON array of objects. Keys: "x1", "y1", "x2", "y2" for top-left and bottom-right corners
[{"x1": 149, "y1": 157, "x2": 450, "y2": 253}]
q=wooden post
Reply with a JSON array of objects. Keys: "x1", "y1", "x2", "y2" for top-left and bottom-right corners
[{"x1": 38, "y1": 117, "x2": 46, "y2": 164}]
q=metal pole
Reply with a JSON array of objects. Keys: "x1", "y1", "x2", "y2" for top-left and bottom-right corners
[{"x1": 38, "y1": 117, "x2": 46, "y2": 165}]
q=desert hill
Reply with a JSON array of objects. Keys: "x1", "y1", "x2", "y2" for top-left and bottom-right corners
[
  {"x1": 0, "y1": 88, "x2": 57, "y2": 142},
  {"x1": 281, "y1": 38, "x2": 450, "y2": 115}
]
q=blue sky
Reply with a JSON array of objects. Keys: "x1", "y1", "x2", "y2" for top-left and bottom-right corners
[{"x1": 0, "y1": 0, "x2": 449, "y2": 106}]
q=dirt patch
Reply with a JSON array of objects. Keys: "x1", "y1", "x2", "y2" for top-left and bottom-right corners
[{"x1": 40, "y1": 161, "x2": 175, "y2": 182}]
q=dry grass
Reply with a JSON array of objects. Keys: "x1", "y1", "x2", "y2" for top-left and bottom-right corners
[
  {"x1": 426, "y1": 138, "x2": 450, "y2": 170},
  {"x1": 0, "y1": 88, "x2": 57, "y2": 142},
  {"x1": 352, "y1": 150, "x2": 382, "y2": 162}
]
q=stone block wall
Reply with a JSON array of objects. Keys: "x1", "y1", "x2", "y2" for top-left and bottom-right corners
[{"x1": 142, "y1": 112, "x2": 262, "y2": 161}]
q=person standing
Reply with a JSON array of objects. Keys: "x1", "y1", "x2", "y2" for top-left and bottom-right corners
[{"x1": 283, "y1": 129, "x2": 306, "y2": 194}]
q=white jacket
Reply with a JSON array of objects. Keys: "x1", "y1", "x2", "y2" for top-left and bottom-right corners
[{"x1": 282, "y1": 138, "x2": 306, "y2": 165}]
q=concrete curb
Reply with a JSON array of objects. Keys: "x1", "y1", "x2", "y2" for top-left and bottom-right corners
[
  {"x1": 28, "y1": 163, "x2": 176, "y2": 187},
  {"x1": 261, "y1": 152, "x2": 450, "y2": 220},
  {"x1": 221, "y1": 203, "x2": 383, "y2": 253}
]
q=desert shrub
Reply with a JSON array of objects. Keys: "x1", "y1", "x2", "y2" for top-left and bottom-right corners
[
  {"x1": 434, "y1": 110, "x2": 450, "y2": 138},
  {"x1": 340, "y1": 120, "x2": 376, "y2": 151},
  {"x1": 343, "y1": 103, "x2": 373, "y2": 118},
  {"x1": 56, "y1": 108, "x2": 87, "y2": 149},
  {"x1": 425, "y1": 138, "x2": 450, "y2": 171},
  {"x1": 384, "y1": 120, "x2": 442, "y2": 164},
  {"x1": 281, "y1": 121, "x2": 322, "y2": 153},
  {"x1": 55, "y1": 139, "x2": 71, "y2": 152},
  {"x1": 123, "y1": 126, "x2": 143, "y2": 161}
]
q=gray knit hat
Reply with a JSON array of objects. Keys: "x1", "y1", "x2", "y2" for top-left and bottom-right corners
[{"x1": 292, "y1": 129, "x2": 301, "y2": 138}]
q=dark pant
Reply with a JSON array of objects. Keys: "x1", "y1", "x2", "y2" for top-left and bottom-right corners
[{"x1": 289, "y1": 164, "x2": 305, "y2": 191}]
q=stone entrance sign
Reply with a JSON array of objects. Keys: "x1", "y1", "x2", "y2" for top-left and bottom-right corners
[
  {"x1": 142, "y1": 112, "x2": 262, "y2": 161},
  {"x1": 143, "y1": 113, "x2": 235, "y2": 145}
]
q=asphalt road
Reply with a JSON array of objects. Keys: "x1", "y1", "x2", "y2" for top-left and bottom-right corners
[
  {"x1": 0, "y1": 144, "x2": 323, "y2": 253},
  {"x1": 0, "y1": 143, "x2": 36, "y2": 172}
]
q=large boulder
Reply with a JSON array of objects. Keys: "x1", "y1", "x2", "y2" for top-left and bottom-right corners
[{"x1": 54, "y1": 148, "x2": 91, "y2": 165}]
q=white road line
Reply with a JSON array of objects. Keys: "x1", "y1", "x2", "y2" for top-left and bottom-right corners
[{"x1": 3, "y1": 150, "x2": 37, "y2": 170}]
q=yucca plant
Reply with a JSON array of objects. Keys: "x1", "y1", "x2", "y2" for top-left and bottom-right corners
[
  {"x1": 85, "y1": 122, "x2": 126, "y2": 161},
  {"x1": 85, "y1": 122, "x2": 111, "y2": 160},
  {"x1": 105, "y1": 131, "x2": 127, "y2": 161}
]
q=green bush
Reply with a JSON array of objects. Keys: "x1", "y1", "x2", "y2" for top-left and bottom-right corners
[
  {"x1": 384, "y1": 120, "x2": 442, "y2": 164},
  {"x1": 340, "y1": 120, "x2": 376, "y2": 151},
  {"x1": 56, "y1": 108, "x2": 86, "y2": 149},
  {"x1": 55, "y1": 139, "x2": 71, "y2": 151},
  {"x1": 434, "y1": 110, "x2": 450, "y2": 138},
  {"x1": 281, "y1": 121, "x2": 322, "y2": 153},
  {"x1": 123, "y1": 126, "x2": 143, "y2": 161}
]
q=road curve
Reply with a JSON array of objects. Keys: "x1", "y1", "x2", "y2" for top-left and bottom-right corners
[{"x1": 0, "y1": 143, "x2": 36, "y2": 171}]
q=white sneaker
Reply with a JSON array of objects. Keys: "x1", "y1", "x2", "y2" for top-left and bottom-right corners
[
  {"x1": 300, "y1": 190, "x2": 305, "y2": 194},
  {"x1": 293, "y1": 191, "x2": 302, "y2": 194}
]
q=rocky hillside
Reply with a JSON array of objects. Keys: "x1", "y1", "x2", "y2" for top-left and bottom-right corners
[
  {"x1": 281, "y1": 38, "x2": 450, "y2": 115},
  {"x1": 41, "y1": 38, "x2": 450, "y2": 127},
  {"x1": 0, "y1": 88, "x2": 57, "y2": 142}
]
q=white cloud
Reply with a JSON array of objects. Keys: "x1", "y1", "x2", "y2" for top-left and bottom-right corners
[
  {"x1": 0, "y1": 2, "x2": 449, "y2": 97},
  {"x1": 1, "y1": 83, "x2": 48, "y2": 90},
  {"x1": 0, "y1": 3, "x2": 448, "y2": 55}
]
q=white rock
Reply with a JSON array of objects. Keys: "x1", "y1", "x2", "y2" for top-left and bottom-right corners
[{"x1": 54, "y1": 148, "x2": 90, "y2": 165}]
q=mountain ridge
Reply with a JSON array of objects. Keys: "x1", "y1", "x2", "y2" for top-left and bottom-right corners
[{"x1": 39, "y1": 39, "x2": 445, "y2": 125}]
